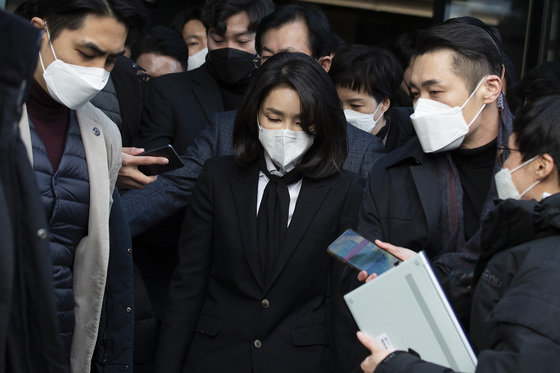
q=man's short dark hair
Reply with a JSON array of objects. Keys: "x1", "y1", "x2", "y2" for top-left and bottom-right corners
[
  {"x1": 233, "y1": 52, "x2": 347, "y2": 179},
  {"x1": 414, "y1": 21, "x2": 502, "y2": 91},
  {"x1": 201, "y1": 0, "x2": 274, "y2": 36},
  {"x1": 255, "y1": 3, "x2": 335, "y2": 60},
  {"x1": 329, "y1": 44, "x2": 403, "y2": 104},
  {"x1": 170, "y1": 6, "x2": 203, "y2": 35},
  {"x1": 34, "y1": 0, "x2": 146, "y2": 41},
  {"x1": 131, "y1": 26, "x2": 189, "y2": 71},
  {"x1": 514, "y1": 95, "x2": 560, "y2": 181}
]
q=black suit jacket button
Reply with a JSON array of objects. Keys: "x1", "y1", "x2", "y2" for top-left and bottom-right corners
[
  {"x1": 37, "y1": 228, "x2": 48, "y2": 240},
  {"x1": 261, "y1": 299, "x2": 270, "y2": 308},
  {"x1": 254, "y1": 339, "x2": 262, "y2": 349}
]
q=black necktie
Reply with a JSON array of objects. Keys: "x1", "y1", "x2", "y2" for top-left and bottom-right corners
[{"x1": 256, "y1": 157, "x2": 302, "y2": 283}]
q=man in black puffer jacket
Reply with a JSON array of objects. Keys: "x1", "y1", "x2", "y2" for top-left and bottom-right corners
[{"x1": 357, "y1": 94, "x2": 560, "y2": 373}]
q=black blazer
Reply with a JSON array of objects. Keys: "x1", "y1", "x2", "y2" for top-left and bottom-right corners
[
  {"x1": 134, "y1": 65, "x2": 223, "y2": 153},
  {"x1": 155, "y1": 156, "x2": 363, "y2": 373}
]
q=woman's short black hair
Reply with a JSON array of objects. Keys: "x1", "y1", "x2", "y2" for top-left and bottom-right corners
[
  {"x1": 34, "y1": 0, "x2": 146, "y2": 41},
  {"x1": 131, "y1": 26, "x2": 189, "y2": 70},
  {"x1": 201, "y1": 0, "x2": 274, "y2": 36},
  {"x1": 513, "y1": 94, "x2": 560, "y2": 182},
  {"x1": 329, "y1": 44, "x2": 403, "y2": 104},
  {"x1": 233, "y1": 52, "x2": 347, "y2": 179}
]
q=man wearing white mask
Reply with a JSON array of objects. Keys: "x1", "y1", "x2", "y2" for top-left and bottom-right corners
[
  {"x1": 356, "y1": 20, "x2": 509, "y2": 324},
  {"x1": 21, "y1": 1, "x2": 144, "y2": 372}
]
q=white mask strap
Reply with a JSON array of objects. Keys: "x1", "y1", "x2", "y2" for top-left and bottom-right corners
[
  {"x1": 510, "y1": 155, "x2": 539, "y2": 173},
  {"x1": 39, "y1": 24, "x2": 58, "y2": 73},
  {"x1": 372, "y1": 102, "x2": 383, "y2": 123},
  {"x1": 467, "y1": 103, "x2": 486, "y2": 127},
  {"x1": 519, "y1": 179, "x2": 541, "y2": 198},
  {"x1": 44, "y1": 24, "x2": 58, "y2": 60},
  {"x1": 510, "y1": 155, "x2": 541, "y2": 198},
  {"x1": 460, "y1": 75, "x2": 488, "y2": 110}
]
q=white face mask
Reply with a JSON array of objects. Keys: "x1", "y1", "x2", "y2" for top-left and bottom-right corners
[
  {"x1": 39, "y1": 26, "x2": 110, "y2": 109},
  {"x1": 344, "y1": 102, "x2": 383, "y2": 133},
  {"x1": 187, "y1": 47, "x2": 208, "y2": 71},
  {"x1": 410, "y1": 77, "x2": 487, "y2": 153},
  {"x1": 495, "y1": 155, "x2": 540, "y2": 200},
  {"x1": 258, "y1": 124, "x2": 314, "y2": 173}
]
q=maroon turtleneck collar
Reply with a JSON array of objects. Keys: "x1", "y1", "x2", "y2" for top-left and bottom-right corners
[{"x1": 27, "y1": 79, "x2": 70, "y2": 171}]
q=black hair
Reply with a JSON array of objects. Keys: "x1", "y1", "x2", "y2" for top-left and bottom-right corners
[
  {"x1": 444, "y1": 16, "x2": 518, "y2": 92},
  {"x1": 513, "y1": 95, "x2": 560, "y2": 182},
  {"x1": 393, "y1": 30, "x2": 421, "y2": 73},
  {"x1": 509, "y1": 78, "x2": 560, "y2": 116},
  {"x1": 33, "y1": 0, "x2": 147, "y2": 41},
  {"x1": 414, "y1": 21, "x2": 502, "y2": 91},
  {"x1": 14, "y1": 0, "x2": 39, "y2": 20},
  {"x1": 131, "y1": 26, "x2": 189, "y2": 70},
  {"x1": 255, "y1": 3, "x2": 334, "y2": 60},
  {"x1": 329, "y1": 44, "x2": 403, "y2": 105},
  {"x1": 170, "y1": 6, "x2": 203, "y2": 35},
  {"x1": 444, "y1": 16, "x2": 504, "y2": 56},
  {"x1": 201, "y1": 0, "x2": 274, "y2": 36},
  {"x1": 233, "y1": 52, "x2": 347, "y2": 179}
]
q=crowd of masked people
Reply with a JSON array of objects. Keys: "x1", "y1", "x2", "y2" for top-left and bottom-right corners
[{"x1": 2, "y1": 0, "x2": 560, "y2": 372}]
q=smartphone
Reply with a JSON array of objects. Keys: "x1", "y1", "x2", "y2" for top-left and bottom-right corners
[
  {"x1": 327, "y1": 229, "x2": 401, "y2": 275},
  {"x1": 137, "y1": 144, "x2": 184, "y2": 176}
]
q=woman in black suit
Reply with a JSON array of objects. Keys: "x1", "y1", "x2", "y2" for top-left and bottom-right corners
[{"x1": 155, "y1": 53, "x2": 363, "y2": 373}]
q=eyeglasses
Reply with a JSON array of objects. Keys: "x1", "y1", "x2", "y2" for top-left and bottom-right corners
[{"x1": 496, "y1": 145, "x2": 521, "y2": 166}]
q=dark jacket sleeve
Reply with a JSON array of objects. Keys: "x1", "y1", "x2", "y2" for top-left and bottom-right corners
[
  {"x1": 330, "y1": 175, "x2": 370, "y2": 373},
  {"x1": 120, "y1": 115, "x2": 221, "y2": 237},
  {"x1": 153, "y1": 158, "x2": 216, "y2": 373},
  {"x1": 356, "y1": 160, "x2": 386, "y2": 244},
  {"x1": 134, "y1": 76, "x2": 175, "y2": 150},
  {"x1": 374, "y1": 351, "x2": 455, "y2": 373},
  {"x1": 374, "y1": 322, "x2": 560, "y2": 373}
]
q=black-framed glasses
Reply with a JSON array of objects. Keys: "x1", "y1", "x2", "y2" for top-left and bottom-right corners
[{"x1": 496, "y1": 145, "x2": 521, "y2": 166}]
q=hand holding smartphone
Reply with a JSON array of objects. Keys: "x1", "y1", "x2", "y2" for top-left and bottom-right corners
[
  {"x1": 136, "y1": 144, "x2": 184, "y2": 176},
  {"x1": 327, "y1": 229, "x2": 401, "y2": 276}
]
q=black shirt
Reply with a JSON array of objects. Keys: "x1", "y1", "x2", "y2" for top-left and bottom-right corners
[{"x1": 452, "y1": 139, "x2": 497, "y2": 240}]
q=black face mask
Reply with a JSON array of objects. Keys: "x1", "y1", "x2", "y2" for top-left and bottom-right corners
[{"x1": 205, "y1": 48, "x2": 260, "y2": 85}]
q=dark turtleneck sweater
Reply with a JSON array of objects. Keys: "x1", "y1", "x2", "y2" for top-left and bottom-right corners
[
  {"x1": 27, "y1": 79, "x2": 70, "y2": 171},
  {"x1": 452, "y1": 138, "x2": 497, "y2": 240}
]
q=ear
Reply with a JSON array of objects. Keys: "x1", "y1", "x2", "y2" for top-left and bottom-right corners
[
  {"x1": 31, "y1": 16, "x2": 46, "y2": 30},
  {"x1": 481, "y1": 74, "x2": 502, "y2": 105},
  {"x1": 318, "y1": 55, "x2": 332, "y2": 72},
  {"x1": 536, "y1": 153, "x2": 556, "y2": 180},
  {"x1": 381, "y1": 98, "x2": 391, "y2": 113},
  {"x1": 31, "y1": 17, "x2": 49, "y2": 44}
]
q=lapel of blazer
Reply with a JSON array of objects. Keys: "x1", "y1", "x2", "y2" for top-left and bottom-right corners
[
  {"x1": 265, "y1": 177, "x2": 331, "y2": 292},
  {"x1": 230, "y1": 163, "x2": 265, "y2": 289},
  {"x1": 409, "y1": 158, "x2": 441, "y2": 253},
  {"x1": 191, "y1": 66, "x2": 224, "y2": 123}
]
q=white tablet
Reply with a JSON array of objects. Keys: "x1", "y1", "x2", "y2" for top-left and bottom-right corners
[{"x1": 344, "y1": 251, "x2": 477, "y2": 372}]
